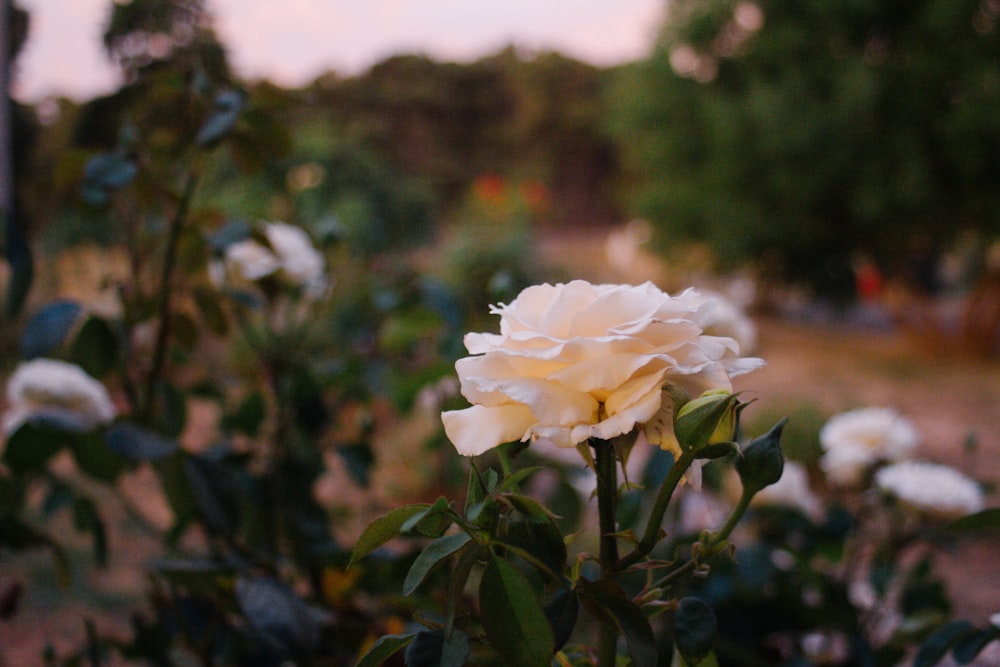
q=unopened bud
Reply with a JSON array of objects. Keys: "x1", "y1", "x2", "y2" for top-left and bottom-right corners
[
  {"x1": 736, "y1": 418, "x2": 787, "y2": 496},
  {"x1": 674, "y1": 390, "x2": 741, "y2": 454}
]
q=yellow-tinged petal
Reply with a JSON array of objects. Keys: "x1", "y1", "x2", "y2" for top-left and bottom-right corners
[{"x1": 441, "y1": 404, "x2": 536, "y2": 456}]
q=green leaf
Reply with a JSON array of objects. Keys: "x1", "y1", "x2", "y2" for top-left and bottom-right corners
[
  {"x1": 946, "y1": 508, "x2": 1000, "y2": 533},
  {"x1": 465, "y1": 463, "x2": 487, "y2": 514},
  {"x1": 672, "y1": 648, "x2": 720, "y2": 667},
  {"x1": 83, "y1": 152, "x2": 137, "y2": 190},
  {"x1": 401, "y1": 496, "x2": 453, "y2": 537},
  {"x1": 105, "y1": 422, "x2": 178, "y2": 461},
  {"x1": 403, "y1": 629, "x2": 470, "y2": 667},
  {"x1": 196, "y1": 89, "x2": 246, "y2": 147},
  {"x1": 70, "y1": 316, "x2": 118, "y2": 377},
  {"x1": 581, "y1": 579, "x2": 657, "y2": 667},
  {"x1": 479, "y1": 555, "x2": 554, "y2": 667},
  {"x1": 349, "y1": 504, "x2": 430, "y2": 568},
  {"x1": 2, "y1": 423, "x2": 67, "y2": 471},
  {"x1": 500, "y1": 521, "x2": 567, "y2": 580},
  {"x1": 20, "y1": 300, "x2": 82, "y2": 358},
  {"x1": 674, "y1": 598, "x2": 717, "y2": 666},
  {"x1": 403, "y1": 532, "x2": 472, "y2": 596},
  {"x1": 953, "y1": 627, "x2": 1000, "y2": 664},
  {"x1": 71, "y1": 432, "x2": 126, "y2": 482},
  {"x1": 221, "y1": 391, "x2": 267, "y2": 438},
  {"x1": 354, "y1": 633, "x2": 416, "y2": 667},
  {"x1": 235, "y1": 575, "x2": 320, "y2": 656},
  {"x1": 914, "y1": 621, "x2": 975, "y2": 667},
  {"x1": 503, "y1": 492, "x2": 557, "y2": 523},
  {"x1": 498, "y1": 466, "x2": 545, "y2": 492},
  {"x1": 545, "y1": 588, "x2": 580, "y2": 652}
]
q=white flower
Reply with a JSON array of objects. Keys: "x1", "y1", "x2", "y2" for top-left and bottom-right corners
[
  {"x1": 262, "y1": 221, "x2": 325, "y2": 290},
  {"x1": 3, "y1": 358, "x2": 116, "y2": 434},
  {"x1": 441, "y1": 280, "x2": 763, "y2": 456},
  {"x1": 874, "y1": 461, "x2": 985, "y2": 519},
  {"x1": 752, "y1": 461, "x2": 822, "y2": 519},
  {"x1": 216, "y1": 222, "x2": 326, "y2": 294},
  {"x1": 819, "y1": 407, "x2": 920, "y2": 486},
  {"x1": 224, "y1": 238, "x2": 281, "y2": 281}
]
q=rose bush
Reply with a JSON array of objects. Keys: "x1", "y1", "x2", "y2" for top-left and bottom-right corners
[
  {"x1": 2, "y1": 358, "x2": 116, "y2": 435},
  {"x1": 442, "y1": 280, "x2": 763, "y2": 455}
]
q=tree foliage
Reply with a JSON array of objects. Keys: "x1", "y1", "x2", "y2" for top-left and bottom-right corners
[{"x1": 610, "y1": 0, "x2": 1000, "y2": 296}]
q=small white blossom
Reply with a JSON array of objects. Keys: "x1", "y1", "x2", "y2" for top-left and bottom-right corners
[
  {"x1": 262, "y1": 221, "x2": 325, "y2": 290},
  {"x1": 819, "y1": 407, "x2": 920, "y2": 487},
  {"x1": 875, "y1": 461, "x2": 985, "y2": 520},
  {"x1": 224, "y1": 238, "x2": 281, "y2": 281},
  {"x1": 3, "y1": 358, "x2": 116, "y2": 434}
]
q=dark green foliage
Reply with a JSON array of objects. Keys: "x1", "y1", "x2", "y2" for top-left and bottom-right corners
[{"x1": 610, "y1": 0, "x2": 1000, "y2": 297}]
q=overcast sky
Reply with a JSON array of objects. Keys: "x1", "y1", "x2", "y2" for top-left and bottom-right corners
[{"x1": 12, "y1": 0, "x2": 664, "y2": 102}]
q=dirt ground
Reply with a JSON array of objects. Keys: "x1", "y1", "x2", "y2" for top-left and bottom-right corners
[{"x1": 2, "y1": 237, "x2": 999, "y2": 664}]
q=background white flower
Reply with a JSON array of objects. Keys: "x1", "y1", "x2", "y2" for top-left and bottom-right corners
[
  {"x1": 215, "y1": 221, "x2": 326, "y2": 295},
  {"x1": 442, "y1": 280, "x2": 763, "y2": 456},
  {"x1": 3, "y1": 358, "x2": 116, "y2": 434},
  {"x1": 819, "y1": 407, "x2": 920, "y2": 486},
  {"x1": 874, "y1": 460, "x2": 985, "y2": 519}
]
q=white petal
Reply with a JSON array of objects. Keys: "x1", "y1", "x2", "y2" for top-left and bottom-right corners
[{"x1": 442, "y1": 405, "x2": 536, "y2": 456}]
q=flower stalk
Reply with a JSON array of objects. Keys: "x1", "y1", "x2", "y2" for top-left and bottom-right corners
[{"x1": 592, "y1": 437, "x2": 620, "y2": 667}]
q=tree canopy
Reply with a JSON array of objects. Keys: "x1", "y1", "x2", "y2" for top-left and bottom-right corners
[{"x1": 610, "y1": 0, "x2": 1000, "y2": 296}]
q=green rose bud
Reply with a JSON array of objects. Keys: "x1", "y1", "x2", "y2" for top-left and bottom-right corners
[
  {"x1": 673, "y1": 390, "x2": 741, "y2": 456},
  {"x1": 736, "y1": 418, "x2": 787, "y2": 496}
]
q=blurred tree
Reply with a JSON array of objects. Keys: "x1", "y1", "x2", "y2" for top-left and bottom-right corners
[{"x1": 610, "y1": 0, "x2": 1000, "y2": 298}]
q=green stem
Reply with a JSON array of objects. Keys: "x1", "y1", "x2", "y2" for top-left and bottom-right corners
[
  {"x1": 592, "y1": 438, "x2": 619, "y2": 667},
  {"x1": 617, "y1": 449, "x2": 696, "y2": 570},
  {"x1": 143, "y1": 166, "x2": 200, "y2": 420},
  {"x1": 649, "y1": 488, "x2": 753, "y2": 591}
]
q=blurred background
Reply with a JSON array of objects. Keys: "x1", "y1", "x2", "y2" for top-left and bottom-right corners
[{"x1": 1, "y1": 0, "x2": 999, "y2": 664}]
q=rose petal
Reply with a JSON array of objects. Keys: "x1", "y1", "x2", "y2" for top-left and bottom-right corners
[{"x1": 442, "y1": 404, "x2": 536, "y2": 456}]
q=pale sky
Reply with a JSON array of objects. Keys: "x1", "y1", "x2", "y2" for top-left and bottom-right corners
[{"x1": 12, "y1": 0, "x2": 665, "y2": 102}]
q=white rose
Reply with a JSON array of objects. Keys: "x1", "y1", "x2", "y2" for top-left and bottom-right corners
[
  {"x1": 819, "y1": 407, "x2": 920, "y2": 487},
  {"x1": 688, "y1": 289, "x2": 758, "y2": 354},
  {"x1": 3, "y1": 358, "x2": 116, "y2": 434},
  {"x1": 262, "y1": 222, "x2": 326, "y2": 291},
  {"x1": 441, "y1": 280, "x2": 763, "y2": 456},
  {"x1": 874, "y1": 461, "x2": 985, "y2": 519},
  {"x1": 224, "y1": 238, "x2": 281, "y2": 281},
  {"x1": 752, "y1": 461, "x2": 822, "y2": 519}
]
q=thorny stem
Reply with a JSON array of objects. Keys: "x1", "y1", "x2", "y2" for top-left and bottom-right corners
[
  {"x1": 593, "y1": 438, "x2": 619, "y2": 667},
  {"x1": 617, "y1": 448, "x2": 697, "y2": 570}
]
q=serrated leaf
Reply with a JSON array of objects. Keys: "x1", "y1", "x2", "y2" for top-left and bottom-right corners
[
  {"x1": 70, "y1": 316, "x2": 118, "y2": 377},
  {"x1": 354, "y1": 633, "x2": 416, "y2": 667},
  {"x1": 674, "y1": 597, "x2": 717, "y2": 665},
  {"x1": 401, "y1": 496, "x2": 453, "y2": 537},
  {"x1": 20, "y1": 300, "x2": 82, "y2": 358},
  {"x1": 403, "y1": 533, "x2": 472, "y2": 596},
  {"x1": 479, "y1": 555, "x2": 554, "y2": 667},
  {"x1": 349, "y1": 504, "x2": 430, "y2": 568},
  {"x1": 105, "y1": 422, "x2": 178, "y2": 461}
]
